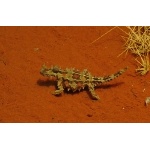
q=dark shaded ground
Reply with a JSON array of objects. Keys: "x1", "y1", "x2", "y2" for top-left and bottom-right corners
[{"x1": 0, "y1": 26, "x2": 150, "y2": 122}]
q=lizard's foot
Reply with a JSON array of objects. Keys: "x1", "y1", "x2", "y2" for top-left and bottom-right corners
[
  {"x1": 52, "y1": 89, "x2": 63, "y2": 95},
  {"x1": 91, "y1": 92, "x2": 100, "y2": 100}
]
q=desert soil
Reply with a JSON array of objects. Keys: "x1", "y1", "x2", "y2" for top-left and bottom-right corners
[{"x1": 0, "y1": 26, "x2": 150, "y2": 122}]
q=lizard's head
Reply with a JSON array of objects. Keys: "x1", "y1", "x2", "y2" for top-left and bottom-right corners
[{"x1": 40, "y1": 65, "x2": 60, "y2": 76}]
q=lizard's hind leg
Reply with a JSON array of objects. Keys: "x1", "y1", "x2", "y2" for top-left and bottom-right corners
[{"x1": 88, "y1": 83, "x2": 100, "y2": 100}]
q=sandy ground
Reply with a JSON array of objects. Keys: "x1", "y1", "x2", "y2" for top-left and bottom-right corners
[{"x1": 0, "y1": 26, "x2": 150, "y2": 122}]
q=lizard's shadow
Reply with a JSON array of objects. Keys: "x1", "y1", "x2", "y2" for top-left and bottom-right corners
[
  {"x1": 95, "y1": 82, "x2": 124, "y2": 89},
  {"x1": 37, "y1": 79, "x2": 57, "y2": 87}
]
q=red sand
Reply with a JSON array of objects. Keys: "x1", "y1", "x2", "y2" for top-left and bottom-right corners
[{"x1": 0, "y1": 26, "x2": 150, "y2": 122}]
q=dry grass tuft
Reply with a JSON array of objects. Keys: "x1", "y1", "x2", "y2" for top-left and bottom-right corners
[
  {"x1": 135, "y1": 51, "x2": 150, "y2": 75},
  {"x1": 120, "y1": 26, "x2": 150, "y2": 75},
  {"x1": 123, "y1": 26, "x2": 150, "y2": 54}
]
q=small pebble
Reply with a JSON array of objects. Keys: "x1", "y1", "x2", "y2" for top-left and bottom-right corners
[
  {"x1": 34, "y1": 48, "x2": 40, "y2": 51},
  {"x1": 145, "y1": 97, "x2": 150, "y2": 106},
  {"x1": 87, "y1": 114, "x2": 93, "y2": 117}
]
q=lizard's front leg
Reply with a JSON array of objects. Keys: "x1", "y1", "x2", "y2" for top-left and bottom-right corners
[
  {"x1": 52, "y1": 79, "x2": 64, "y2": 95},
  {"x1": 52, "y1": 74, "x2": 64, "y2": 95}
]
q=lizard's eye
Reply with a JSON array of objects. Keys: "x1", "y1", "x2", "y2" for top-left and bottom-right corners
[{"x1": 52, "y1": 66, "x2": 59, "y2": 73}]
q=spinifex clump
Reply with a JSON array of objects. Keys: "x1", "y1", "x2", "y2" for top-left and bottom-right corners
[{"x1": 123, "y1": 26, "x2": 150, "y2": 75}]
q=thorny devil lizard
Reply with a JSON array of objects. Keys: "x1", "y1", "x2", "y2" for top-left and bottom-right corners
[{"x1": 40, "y1": 65, "x2": 128, "y2": 100}]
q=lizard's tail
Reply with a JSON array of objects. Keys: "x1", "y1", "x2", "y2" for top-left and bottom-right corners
[{"x1": 102, "y1": 67, "x2": 128, "y2": 83}]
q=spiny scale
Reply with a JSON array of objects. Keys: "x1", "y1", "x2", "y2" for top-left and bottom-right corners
[{"x1": 40, "y1": 65, "x2": 128, "y2": 100}]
